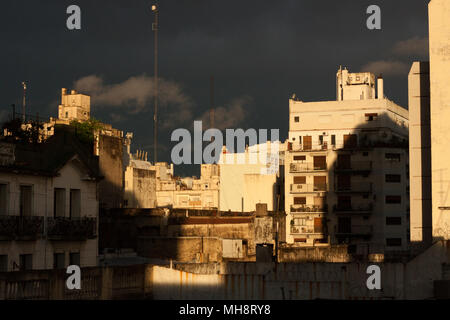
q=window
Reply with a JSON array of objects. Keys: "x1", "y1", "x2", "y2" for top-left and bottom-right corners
[
  {"x1": 386, "y1": 217, "x2": 402, "y2": 225},
  {"x1": 70, "y1": 252, "x2": 80, "y2": 266},
  {"x1": 337, "y1": 196, "x2": 352, "y2": 210},
  {"x1": 386, "y1": 196, "x2": 401, "y2": 204},
  {"x1": 313, "y1": 156, "x2": 326, "y2": 170},
  {"x1": 293, "y1": 155, "x2": 306, "y2": 161},
  {"x1": 385, "y1": 153, "x2": 401, "y2": 161},
  {"x1": 54, "y1": 188, "x2": 66, "y2": 218},
  {"x1": 365, "y1": 113, "x2": 378, "y2": 121},
  {"x1": 293, "y1": 197, "x2": 306, "y2": 205},
  {"x1": 20, "y1": 185, "x2": 32, "y2": 217},
  {"x1": 385, "y1": 174, "x2": 401, "y2": 183},
  {"x1": 331, "y1": 135, "x2": 336, "y2": 145},
  {"x1": 19, "y1": 254, "x2": 32, "y2": 271},
  {"x1": 70, "y1": 189, "x2": 81, "y2": 219},
  {"x1": 294, "y1": 116, "x2": 299, "y2": 122},
  {"x1": 337, "y1": 154, "x2": 351, "y2": 169},
  {"x1": 0, "y1": 183, "x2": 7, "y2": 215},
  {"x1": 343, "y1": 134, "x2": 357, "y2": 148},
  {"x1": 362, "y1": 152, "x2": 369, "y2": 157},
  {"x1": 318, "y1": 135, "x2": 323, "y2": 145},
  {"x1": 298, "y1": 136, "x2": 302, "y2": 144},
  {"x1": 0, "y1": 255, "x2": 7, "y2": 272},
  {"x1": 314, "y1": 176, "x2": 327, "y2": 191},
  {"x1": 54, "y1": 253, "x2": 65, "y2": 269},
  {"x1": 337, "y1": 174, "x2": 351, "y2": 190},
  {"x1": 293, "y1": 176, "x2": 306, "y2": 184},
  {"x1": 386, "y1": 238, "x2": 402, "y2": 247}
]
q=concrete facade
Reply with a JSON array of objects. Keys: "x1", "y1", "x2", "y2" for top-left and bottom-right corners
[
  {"x1": 429, "y1": 0, "x2": 450, "y2": 240},
  {"x1": 408, "y1": 62, "x2": 432, "y2": 245},
  {"x1": 218, "y1": 142, "x2": 283, "y2": 213}
]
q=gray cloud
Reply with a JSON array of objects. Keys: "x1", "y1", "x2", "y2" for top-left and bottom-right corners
[
  {"x1": 360, "y1": 60, "x2": 410, "y2": 76},
  {"x1": 73, "y1": 74, "x2": 194, "y2": 128},
  {"x1": 392, "y1": 36, "x2": 429, "y2": 57},
  {"x1": 199, "y1": 96, "x2": 251, "y2": 130}
]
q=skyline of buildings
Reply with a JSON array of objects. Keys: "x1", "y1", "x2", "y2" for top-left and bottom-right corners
[{"x1": 0, "y1": 0, "x2": 449, "y2": 301}]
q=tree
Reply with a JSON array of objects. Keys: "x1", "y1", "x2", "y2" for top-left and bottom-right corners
[{"x1": 70, "y1": 118, "x2": 104, "y2": 144}]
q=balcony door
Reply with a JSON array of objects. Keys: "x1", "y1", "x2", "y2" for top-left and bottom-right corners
[
  {"x1": 303, "y1": 136, "x2": 312, "y2": 150},
  {"x1": 20, "y1": 185, "x2": 32, "y2": 217}
]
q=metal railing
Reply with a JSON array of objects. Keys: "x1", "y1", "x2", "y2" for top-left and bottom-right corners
[
  {"x1": 333, "y1": 203, "x2": 373, "y2": 213},
  {"x1": 334, "y1": 161, "x2": 372, "y2": 172},
  {"x1": 47, "y1": 217, "x2": 97, "y2": 240},
  {"x1": 0, "y1": 216, "x2": 44, "y2": 240},
  {"x1": 289, "y1": 163, "x2": 327, "y2": 172},
  {"x1": 290, "y1": 205, "x2": 328, "y2": 213},
  {"x1": 335, "y1": 182, "x2": 372, "y2": 193},
  {"x1": 0, "y1": 216, "x2": 96, "y2": 240},
  {"x1": 290, "y1": 184, "x2": 328, "y2": 193},
  {"x1": 335, "y1": 225, "x2": 373, "y2": 236}
]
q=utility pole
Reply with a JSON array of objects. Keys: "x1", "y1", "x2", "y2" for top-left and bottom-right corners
[
  {"x1": 21, "y1": 81, "x2": 26, "y2": 122},
  {"x1": 152, "y1": 3, "x2": 159, "y2": 164}
]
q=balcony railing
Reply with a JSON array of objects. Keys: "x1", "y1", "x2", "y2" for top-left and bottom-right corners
[
  {"x1": 335, "y1": 225, "x2": 373, "y2": 236},
  {"x1": 333, "y1": 203, "x2": 373, "y2": 214},
  {"x1": 290, "y1": 226, "x2": 315, "y2": 234},
  {"x1": 290, "y1": 183, "x2": 327, "y2": 193},
  {"x1": 290, "y1": 163, "x2": 327, "y2": 172},
  {"x1": 47, "y1": 217, "x2": 97, "y2": 241},
  {"x1": 0, "y1": 216, "x2": 97, "y2": 241},
  {"x1": 0, "y1": 216, "x2": 44, "y2": 240},
  {"x1": 288, "y1": 143, "x2": 329, "y2": 152},
  {"x1": 334, "y1": 161, "x2": 372, "y2": 172},
  {"x1": 335, "y1": 182, "x2": 372, "y2": 193},
  {"x1": 291, "y1": 204, "x2": 328, "y2": 213}
]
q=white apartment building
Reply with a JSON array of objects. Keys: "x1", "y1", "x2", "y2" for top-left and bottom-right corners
[
  {"x1": 0, "y1": 136, "x2": 100, "y2": 272},
  {"x1": 218, "y1": 142, "x2": 284, "y2": 213},
  {"x1": 285, "y1": 67, "x2": 409, "y2": 254}
]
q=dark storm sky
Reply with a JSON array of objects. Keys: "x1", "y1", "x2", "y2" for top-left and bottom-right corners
[{"x1": 0, "y1": 0, "x2": 430, "y2": 175}]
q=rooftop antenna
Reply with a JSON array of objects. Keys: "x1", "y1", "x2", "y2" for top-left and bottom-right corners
[
  {"x1": 152, "y1": 2, "x2": 159, "y2": 164},
  {"x1": 210, "y1": 75, "x2": 214, "y2": 130},
  {"x1": 21, "y1": 81, "x2": 26, "y2": 122}
]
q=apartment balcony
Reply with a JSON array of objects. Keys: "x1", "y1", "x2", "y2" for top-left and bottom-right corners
[
  {"x1": 47, "y1": 217, "x2": 97, "y2": 241},
  {"x1": 289, "y1": 163, "x2": 327, "y2": 173},
  {"x1": 288, "y1": 142, "x2": 329, "y2": 152},
  {"x1": 290, "y1": 226, "x2": 323, "y2": 235},
  {"x1": 335, "y1": 225, "x2": 373, "y2": 237},
  {"x1": 334, "y1": 182, "x2": 372, "y2": 193},
  {"x1": 334, "y1": 161, "x2": 372, "y2": 173},
  {"x1": 290, "y1": 204, "x2": 328, "y2": 213},
  {"x1": 333, "y1": 203, "x2": 373, "y2": 214},
  {"x1": 290, "y1": 183, "x2": 327, "y2": 194},
  {"x1": 0, "y1": 216, "x2": 44, "y2": 240}
]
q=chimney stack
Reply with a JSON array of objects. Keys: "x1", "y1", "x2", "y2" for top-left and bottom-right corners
[{"x1": 377, "y1": 75, "x2": 384, "y2": 99}]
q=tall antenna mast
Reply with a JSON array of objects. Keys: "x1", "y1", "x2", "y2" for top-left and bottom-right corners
[
  {"x1": 152, "y1": 3, "x2": 159, "y2": 163},
  {"x1": 21, "y1": 81, "x2": 26, "y2": 122},
  {"x1": 210, "y1": 75, "x2": 214, "y2": 130}
]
